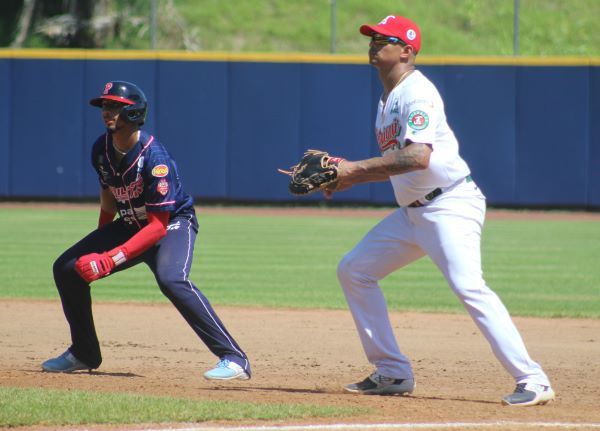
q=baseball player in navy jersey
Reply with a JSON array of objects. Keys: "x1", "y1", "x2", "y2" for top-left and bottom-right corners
[
  {"x1": 324, "y1": 16, "x2": 554, "y2": 406},
  {"x1": 42, "y1": 81, "x2": 251, "y2": 381}
]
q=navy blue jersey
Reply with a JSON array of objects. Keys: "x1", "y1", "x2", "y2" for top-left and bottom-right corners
[{"x1": 91, "y1": 131, "x2": 195, "y2": 230}]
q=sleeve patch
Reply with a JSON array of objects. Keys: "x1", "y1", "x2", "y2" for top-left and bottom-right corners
[
  {"x1": 408, "y1": 110, "x2": 429, "y2": 130},
  {"x1": 151, "y1": 164, "x2": 169, "y2": 177},
  {"x1": 157, "y1": 179, "x2": 169, "y2": 196}
]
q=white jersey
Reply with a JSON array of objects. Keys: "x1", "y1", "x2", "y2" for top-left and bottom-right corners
[{"x1": 375, "y1": 70, "x2": 470, "y2": 207}]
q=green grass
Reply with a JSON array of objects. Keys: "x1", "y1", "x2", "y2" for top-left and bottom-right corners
[
  {"x1": 6, "y1": 0, "x2": 596, "y2": 55},
  {"x1": 0, "y1": 386, "x2": 363, "y2": 427},
  {"x1": 169, "y1": 0, "x2": 599, "y2": 55},
  {"x1": 0, "y1": 207, "x2": 599, "y2": 318}
]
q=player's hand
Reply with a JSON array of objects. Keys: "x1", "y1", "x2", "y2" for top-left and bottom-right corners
[
  {"x1": 321, "y1": 162, "x2": 355, "y2": 199},
  {"x1": 74, "y1": 248, "x2": 127, "y2": 283},
  {"x1": 75, "y1": 252, "x2": 115, "y2": 283}
]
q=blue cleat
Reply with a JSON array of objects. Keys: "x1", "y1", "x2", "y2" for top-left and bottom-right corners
[
  {"x1": 42, "y1": 350, "x2": 92, "y2": 373},
  {"x1": 204, "y1": 359, "x2": 249, "y2": 381}
]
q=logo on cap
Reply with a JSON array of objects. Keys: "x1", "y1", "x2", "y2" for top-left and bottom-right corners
[
  {"x1": 379, "y1": 15, "x2": 395, "y2": 25},
  {"x1": 406, "y1": 29, "x2": 417, "y2": 41},
  {"x1": 103, "y1": 82, "x2": 113, "y2": 94}
]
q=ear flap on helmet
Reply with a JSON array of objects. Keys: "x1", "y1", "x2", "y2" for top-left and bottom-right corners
[{"x1": 122, "y1": 102, "x2": 148, "y2": 125}]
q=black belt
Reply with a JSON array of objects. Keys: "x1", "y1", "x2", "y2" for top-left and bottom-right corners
[
  {"x1": 408, "y1": 188, "x2": 442, "y2": 208},
  {"x1": 408, "y1": 175, "x2": 472, "y2": 208}
]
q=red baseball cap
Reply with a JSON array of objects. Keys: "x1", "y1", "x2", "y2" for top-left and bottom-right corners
[{"x1": 360, "y1": 15, "x2": 421, "y2": 53}]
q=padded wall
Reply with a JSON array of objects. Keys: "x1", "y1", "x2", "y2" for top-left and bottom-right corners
[{"x1": 0, "y1": 56, "x2": 597, "y2": 208}]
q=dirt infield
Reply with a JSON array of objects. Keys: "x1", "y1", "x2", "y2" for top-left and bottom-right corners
[{"x1": 1, "y1": 300, "x2": 599, "y2": 430}]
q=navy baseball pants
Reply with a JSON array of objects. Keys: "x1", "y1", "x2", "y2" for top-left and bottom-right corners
[{"x1": 52, "y1": 214, "x2": 250, "y2": 375}]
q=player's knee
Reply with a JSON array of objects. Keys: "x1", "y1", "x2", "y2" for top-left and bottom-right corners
[
  {"x1": 52, "y1": 254, "x2": 73, "y2": 278},
  {"x1": 154, "y1": 271, "x2": 184, "y2": 292},
  {"x1": 337, "y1": 253, "x2": 352, "y2": 282},
  {"x1": 338, "y1": 251, "x2": 380, "y2": 288},
  {"x1": 52, "y1": 254, "x2": 80, "y2": 290},
  {"x1": 337, "y1": 252, "x2": 364, "y2": 284}
]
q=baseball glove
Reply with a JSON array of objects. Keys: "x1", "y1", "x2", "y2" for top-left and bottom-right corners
[{"x1": 278, "y1": 149, "x2": 345, "y2": 195}]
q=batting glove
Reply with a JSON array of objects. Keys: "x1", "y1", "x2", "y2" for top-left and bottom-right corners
[{"x1": 74, "y1": 248, "x2": 127, "y2": 283}]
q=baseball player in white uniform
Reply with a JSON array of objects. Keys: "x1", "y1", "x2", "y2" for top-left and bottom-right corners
[{"x1": 326, "y1": 15, "x2": 555, "y2": 406}]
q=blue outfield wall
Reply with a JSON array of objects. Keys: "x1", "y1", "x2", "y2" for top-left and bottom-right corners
[
  {"x1": 0, "y1": 50, "x2": 598, "y2": 208},
  {"x1": 0, "y1": 58, "x2": 9, "y2": 197}
]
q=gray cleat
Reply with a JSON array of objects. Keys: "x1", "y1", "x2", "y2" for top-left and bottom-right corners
[
  {"x1": 345, "y1": 372, "x2": 415, "y2": 395},
  {"x1": 502, "y1": 383, "x2": 555, "y2": 406}
]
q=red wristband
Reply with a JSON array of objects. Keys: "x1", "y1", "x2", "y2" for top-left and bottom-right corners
[
  {"x1": 108, "y1": 248, "x2": 127, "y2": 266},
  {"x1": 328, "y1": 156, "x2": 345, "y2": 166}
]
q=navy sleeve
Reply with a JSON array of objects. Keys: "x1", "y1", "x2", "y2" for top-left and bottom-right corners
[{"x1": 143, "y1": 146, "x2": 179, "y2": 213}]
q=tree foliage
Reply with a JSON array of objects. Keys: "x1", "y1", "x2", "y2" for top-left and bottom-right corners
[
  {"x1": 4, "y1": 0, "x2": 197, "y2": 50},
  {"x1": 8, "y1": 0, "x2": 99, "y2": 47}
]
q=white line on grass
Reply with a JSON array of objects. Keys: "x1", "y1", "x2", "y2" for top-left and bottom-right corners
[{"x1": 138, "y1": 421, "x2": 600, "y2": 431}]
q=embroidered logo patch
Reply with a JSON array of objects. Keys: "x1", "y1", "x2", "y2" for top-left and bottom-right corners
[
  {"x1": 408, "y1": 110, "x2": 429, "y2": 130},
  {"x1": 157, "y1": 178, "x2": 169, "y2": 196},
  {"x1": 151, "y1": 164, "x2": 169, "y2": 177}
]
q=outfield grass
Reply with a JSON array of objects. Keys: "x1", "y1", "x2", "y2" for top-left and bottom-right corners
[{"x1": 0, "y1": 206, "x2": 598, "y2": 318}]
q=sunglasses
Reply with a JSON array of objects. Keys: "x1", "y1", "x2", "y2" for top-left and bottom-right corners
[{"x1": 370, "y1": 35, "x2": 407, "y2": 46}]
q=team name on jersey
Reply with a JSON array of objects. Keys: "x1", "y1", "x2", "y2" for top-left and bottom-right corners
[
  {"x1": 119, "y1": 206, "x2": 147, "y2": 225},
  {"x1": 377, "y1": 118, "x2": 402, "y2": 152},
  {"x1": 111, "y1": 173, "x2": 144, "y2": 202}
]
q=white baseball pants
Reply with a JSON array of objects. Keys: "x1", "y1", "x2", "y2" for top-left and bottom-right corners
[{"x1": 337, "y1": 178, "x2": 551, "y2": 386}]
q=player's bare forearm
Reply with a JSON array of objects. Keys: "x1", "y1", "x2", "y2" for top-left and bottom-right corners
[{"x1": 339, "y1": 142, "x2": 431, "y2": 187}]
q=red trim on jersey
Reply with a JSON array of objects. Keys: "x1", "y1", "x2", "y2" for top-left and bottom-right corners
[
  {"x1": 122, "y1": 135, "x2": 154, "y2": 178},
  {"x1": 146, "y1": 200, "x2": 176, "y2": 207}
]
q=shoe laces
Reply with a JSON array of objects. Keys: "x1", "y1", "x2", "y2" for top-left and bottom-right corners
[
  {"x1": 369, "y1": 372, "x2": 394, "y2": 385},
  {"x1": 514, "y1": 383, "x2": 547, "y2": 394},
  {"x1": 513, "y1": 383, "x2": 527, "y2": 393},
  {"x1": 216, "y1": 359, "x2": 231, "y2": 368}
]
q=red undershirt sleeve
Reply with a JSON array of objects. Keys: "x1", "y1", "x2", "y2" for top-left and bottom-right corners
[
  {"x1": 98, "y1": 208, "x2": 116, "y2": 228},
  {"x1": 110, "y1": 211, "x2": 169, "y2": 261}
]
